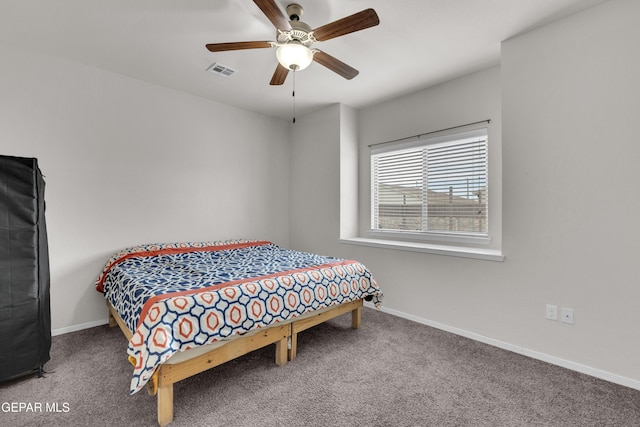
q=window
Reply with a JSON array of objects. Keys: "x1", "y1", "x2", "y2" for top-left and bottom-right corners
[{"x1": 371, "y1": 128, "x2": 488, "y2": 241}]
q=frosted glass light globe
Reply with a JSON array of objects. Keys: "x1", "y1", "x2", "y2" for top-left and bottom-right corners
[{"x1": 276, "y1": 43, "x2": 313, "y2": 71}]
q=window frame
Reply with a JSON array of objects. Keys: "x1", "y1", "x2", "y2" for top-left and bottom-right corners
[{"x1": 368, "y1": 127, "x2": 492, "y2": 247}]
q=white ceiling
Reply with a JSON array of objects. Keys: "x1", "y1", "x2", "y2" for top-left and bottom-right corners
[{"x1": 0, "y1": 0, "x2": 608, "y2": 121}]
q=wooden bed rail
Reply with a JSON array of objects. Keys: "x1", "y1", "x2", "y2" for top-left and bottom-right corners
[
  {"x1": 107, "y1": 298, "x2": 364, "y2": 426},
  {"x1": 155, "y1": 324, "x2": 289, "y2": 426},
  {"x1": 288, "y1": 298, "x2": 363, "y2": 361}
]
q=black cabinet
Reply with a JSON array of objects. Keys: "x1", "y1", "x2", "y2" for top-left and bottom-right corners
[{"x1": 0, "y1": 155, "x2": 51, "y2": 382}]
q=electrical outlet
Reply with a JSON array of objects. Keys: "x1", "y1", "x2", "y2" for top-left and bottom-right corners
[
  {"x1": 561, "y1": 307, "x2": 574, "y2": 324},
  {"x1": 546, "y1": 304, "x2": 558, "y2": 320}
]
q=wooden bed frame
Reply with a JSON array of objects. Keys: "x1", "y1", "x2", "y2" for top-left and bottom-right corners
[{"x1": 107, "y1": 298, "x2": 363, "y2": 426}]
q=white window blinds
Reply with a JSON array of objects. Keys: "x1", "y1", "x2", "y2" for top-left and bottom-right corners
[{"x1": 371, "y1": 128, "x2": 488, "y2": 236}]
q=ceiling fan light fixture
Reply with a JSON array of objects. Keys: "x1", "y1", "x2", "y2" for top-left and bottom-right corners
[{"x1": 276, "y1": 42, "x2": 313, "y2": 71}]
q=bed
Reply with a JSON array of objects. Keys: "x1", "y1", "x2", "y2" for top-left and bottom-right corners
[{"x1": 95, "y1": 239, "x2": 382, "y2": 426}]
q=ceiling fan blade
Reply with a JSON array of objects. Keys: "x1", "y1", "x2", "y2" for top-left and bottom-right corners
[
  {"x1": 206, "y1": 41, "x2": 273, "y2": 52},
  {"x1": 253, "y1": 0, "x2": 292, "y2": 31},
  {"x1": 312, "y1": 8, "x2": 379, "y2": 42},
  {"x1": 312, "y1": 50, "x2": 359, "y2": 80},
  {"x1": 270, "y1": 63, "x2": 290, "y2": 85}
]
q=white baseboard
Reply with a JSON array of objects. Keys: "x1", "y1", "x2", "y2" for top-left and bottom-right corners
[
  {"x1": 51, "y1": 318, "x2": 109, "y2": 336},
  {"x1": 366, "y1": 302, "x2": 640, "y2": 391}
]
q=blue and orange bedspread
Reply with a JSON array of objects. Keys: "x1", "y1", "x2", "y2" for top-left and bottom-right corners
[{"x1": 95, "y1": 240, "x2": 382, "y2": 394}]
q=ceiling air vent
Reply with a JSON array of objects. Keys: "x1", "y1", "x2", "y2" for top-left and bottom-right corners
[{"x1": 206, "y1": 63, "x2": 237, "y2": 77}]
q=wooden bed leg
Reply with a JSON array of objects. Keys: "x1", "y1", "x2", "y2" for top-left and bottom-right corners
[
  {"x1": 288, "y1": 331, "x2": 298, "y2": 361},
  {"x1": 275, "y1": 334, "x2": 288, "y2": 366},
  {"x1": 107, "y1": 302, "x2": 117, "y2": 328},
  {"x1": 147, "y1": 371, "x2": 159, "y2": 396},
  {"x1": 351, "y1": 305, "x2": 362, "y2": 329},
  {"x1": 157, "y1": 381, "x2": 174, "y2": 427}
]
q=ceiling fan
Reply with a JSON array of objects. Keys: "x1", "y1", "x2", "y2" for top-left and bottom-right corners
[{"x1": 205, "y1": 0, "x2": 380, "y2": 85}]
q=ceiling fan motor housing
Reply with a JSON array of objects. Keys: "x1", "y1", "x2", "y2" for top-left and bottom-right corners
[
  {"x1": 277, "y1": 22, "x2": 313, "y2": 45},
  {"x1": 277, "y1": 4, "x2": 314, "y2": 46}
]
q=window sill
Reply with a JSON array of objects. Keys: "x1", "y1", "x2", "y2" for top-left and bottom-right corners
[{"x1": 339, "y1": 237, "x2": 505, "y2": 262}]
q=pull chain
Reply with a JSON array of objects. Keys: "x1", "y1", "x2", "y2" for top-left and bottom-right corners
[{"x1": 292, "y1": 69, "x2": 296, "y2": 124}]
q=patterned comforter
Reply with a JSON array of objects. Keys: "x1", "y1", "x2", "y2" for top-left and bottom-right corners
[{"x1": 95, "y1": 240, "x2": 383, "y2": 394}]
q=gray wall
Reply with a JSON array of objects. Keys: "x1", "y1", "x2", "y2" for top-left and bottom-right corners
[{"x1": 0, "y1": 43, "x2": 291, "y2": 332}]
